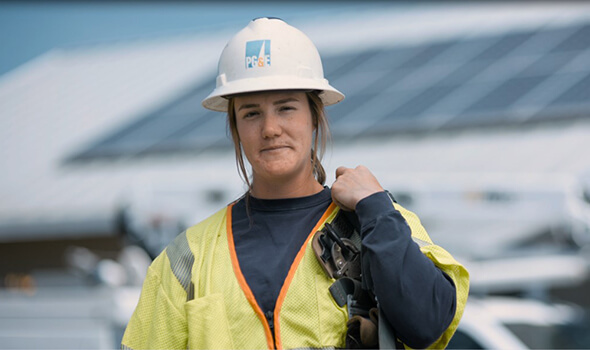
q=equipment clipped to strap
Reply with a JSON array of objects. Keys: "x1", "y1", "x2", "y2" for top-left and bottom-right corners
[
  {"x1": 312, "y1": 207, "x2": 403, "y2": 349},
  {"x1": 312, "y1": 217, "x2": 361, "y2": 280},
  {"x1": 329, "y1": 277, "x2": 379, "y2": 348}
]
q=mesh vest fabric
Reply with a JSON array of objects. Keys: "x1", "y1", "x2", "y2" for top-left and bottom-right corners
[{"x1": 121, "y1": 201, "x2": 469, "y2": 350}]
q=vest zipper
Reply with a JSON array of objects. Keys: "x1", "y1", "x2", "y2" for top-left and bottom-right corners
[{"x1": 265, "y1": 310, "x2": 276, "y2": 349}]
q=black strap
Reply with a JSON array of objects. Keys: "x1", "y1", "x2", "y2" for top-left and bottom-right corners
[
  {"x1": 317, "y1": 204, "x2": 405, "y2": 350},
  {"x1": 329, "y1": 277, "x2": 357, "y2": 307},
  {"x1": 330, "y1": 277, "x2": 376, "y2": 318}
]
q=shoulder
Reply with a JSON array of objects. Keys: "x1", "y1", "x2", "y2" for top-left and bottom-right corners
[
  {"x1": 156, "y1": 205, "x2": 230, "y2": 272},
  {"x1": 149, "y1": 206, "x2": 230, "y2": 296},
  {"x1": 186, "y1": 206, "x2": 230, "y2": 237},
  {"x1": 169, "y1": 205, "x2": 230, "y2": 255}
]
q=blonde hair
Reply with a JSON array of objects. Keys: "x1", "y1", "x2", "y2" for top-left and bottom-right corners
[{"x1": 227, "y1": 91, "x2": 330, "y2": 192}]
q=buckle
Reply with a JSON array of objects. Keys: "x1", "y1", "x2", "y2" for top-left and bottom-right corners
[{"x1": 312, "y1": 222, "x2": 361, "y2": 279}]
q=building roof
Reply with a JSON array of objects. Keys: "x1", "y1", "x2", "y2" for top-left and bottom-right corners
[{"x1": 1, "y1": 3, "x2": 590, "y2": 246}]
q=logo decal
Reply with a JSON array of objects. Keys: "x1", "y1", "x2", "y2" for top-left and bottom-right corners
[{"x1": 245, "y1": 40, "x2": 271, "y2": 69}]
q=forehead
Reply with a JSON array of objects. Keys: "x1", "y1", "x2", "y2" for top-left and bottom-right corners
[{"x1": 233, "y1": 90, "x2": 307, "y2": 105}]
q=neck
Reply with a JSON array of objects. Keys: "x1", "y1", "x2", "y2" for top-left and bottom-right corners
[{"x1": 250, "y1": 172, "x2": 324, "y2": 199}]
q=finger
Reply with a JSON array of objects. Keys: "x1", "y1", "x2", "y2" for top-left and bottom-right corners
[
  {"x1": 331, "y1": 193, "x2": 353, "y2": 212},
  {"x1": 335, "y1": 166, "x2": 350, "y2": 179}
]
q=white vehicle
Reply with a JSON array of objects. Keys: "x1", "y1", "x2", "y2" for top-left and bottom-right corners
[{"x1": 450, "y1": 296, "x2": 589, "y2": 349}]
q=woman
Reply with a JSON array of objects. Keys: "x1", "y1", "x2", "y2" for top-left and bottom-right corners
[{"x1": 121, "y1": 17, "x2": 468, "y2": 350}]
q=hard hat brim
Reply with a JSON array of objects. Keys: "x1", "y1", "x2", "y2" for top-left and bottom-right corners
[{"x1": 201, "y1": 76, "x2": 345, "y2": 112}]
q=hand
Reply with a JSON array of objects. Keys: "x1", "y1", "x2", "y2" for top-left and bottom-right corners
[{"x1": 331, "y1": 165, "x2": 384, "y2": 211}]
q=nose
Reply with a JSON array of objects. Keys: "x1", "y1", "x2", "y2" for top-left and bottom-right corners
[{"x1": 261, "y1": 112, "x2": 282, "y2": 139}]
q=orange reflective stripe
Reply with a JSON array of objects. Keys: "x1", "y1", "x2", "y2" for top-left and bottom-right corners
[
  {"x1": 226, "y1": 203, "x2": 276, "y2": 349},
  {"x1": 274, "y1": 202, "x2": 338, "y2": 349}
]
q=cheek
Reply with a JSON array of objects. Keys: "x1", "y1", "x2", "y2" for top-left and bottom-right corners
[
  {"x1": 235, "y1": 125, "x2": 255, "y2": 158},
  {"x1": 236, "y1": 122, "x2": 254, "y2": 143}
]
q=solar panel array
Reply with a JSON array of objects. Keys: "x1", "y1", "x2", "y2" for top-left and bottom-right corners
[{"x1": 69, "y1": 20, "x2": 590, "y2": 161}]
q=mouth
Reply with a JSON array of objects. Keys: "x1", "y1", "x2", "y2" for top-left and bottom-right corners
[{"x1": 261, "y1": 145, "x2": 290, "y2": 153}]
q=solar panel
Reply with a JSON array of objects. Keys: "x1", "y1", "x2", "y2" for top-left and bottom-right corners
[
  {"x1": 463, "y1": 75, "x2": 550, "y2": 115},
  {"x1": 388, "y1": 85, "x2": 460, "y2": 121},
  {"x1": 548, "y1": 71, "x2": 590, "y2": 107},
  {"x1": 328, "y1": 69, "x2": 388, "y2": 97},
  {"x1": 418, "y1": 80, "x2": 493, "y2": 126},
  {"x1": 471, "y1": 31, "x2": 536, "y2": 61},
  {"x1": 142, "y1": 110, "x2": 228, "y2": 154},
  {"x1": 67, "y1": 80, "x2": 214, "y2": 160},
  {"x1": 442, "y1": 63, "x2": 491, "y2": 91},
  {"x1": 551, "y1": 23, "x2": 590, "y2": 53},
  {"x1": 323, "y1": 49, "x2": 382, "y2": 78},
  {"x1": 161, "y1": 88, "x2": 211, "y2": 117},
  {"x1": 382, "y1": 64, "x2": 425, "y2": 88},
  {"x1": 398, "y1": 40, "x2": 457, "y2": 69},
  {"x1": 515, "y1": 71, "x2": 585, "y2": 115},
  {"x1": 517, "y1": 51, "x2": 578, "y2": 77},
  {"x1": 354, "y1": 46, "x2": 422, "y2": 73},
  {"x1": 67, "y1": 19, "x2": 590, "y2": 162},
  {"x1": 326, "y1": 93, "x2": 374, "y2": 125}
]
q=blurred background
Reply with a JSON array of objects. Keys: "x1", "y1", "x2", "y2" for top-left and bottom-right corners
[{"x1": 1, "y1": 1, "x2": 590, "y2": 349}]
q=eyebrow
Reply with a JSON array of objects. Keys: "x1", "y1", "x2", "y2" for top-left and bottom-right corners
[
  {"x1": 273, "y1": 97, "x2": 299, "y2": 105},
  {"x1": 237, "y1": 97, "x2": 300, "y2": 111},
  {"x1": 237, "y1": 103, "x2": 259, "y2": 111}
]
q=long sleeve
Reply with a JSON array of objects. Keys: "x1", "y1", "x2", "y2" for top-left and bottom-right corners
[{"x1": 354, "y1": 191, "x2": 469, "y2": 349}]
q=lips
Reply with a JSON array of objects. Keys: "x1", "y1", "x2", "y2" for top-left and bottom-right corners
[{"x1": 261, "y1": 145, "x2": 290, "y2": 152}]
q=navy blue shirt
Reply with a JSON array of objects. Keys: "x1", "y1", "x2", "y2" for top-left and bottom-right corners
[
  {"x1": 232, "y1": 187, "x2": 333, "y2": 314},
  {"x1": 232, "y1": 188, "x2": 456, "y2": 348}
]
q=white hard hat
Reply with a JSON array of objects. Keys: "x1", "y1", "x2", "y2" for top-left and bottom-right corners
[{"x1": 202, "y1": 17, "x2": 345, "y2": 112}]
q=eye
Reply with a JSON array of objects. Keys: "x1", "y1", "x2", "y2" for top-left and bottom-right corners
[
  {"x1": 242, "y1": 111, "x2": 259, "y2": 119},
  {"x1": 279, "y1": 105, "x2": 296, "y2": 112}
]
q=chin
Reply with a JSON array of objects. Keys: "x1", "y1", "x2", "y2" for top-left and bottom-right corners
[
  {"x1": 253, "y1": 157, "x2": 311, "y2": 180},
  {"x1": 257, "y1": 163, "x2": 299, "y2": 180},
  {"x1": 263, "y1": 168, "x2": 295, "y2": 179}
]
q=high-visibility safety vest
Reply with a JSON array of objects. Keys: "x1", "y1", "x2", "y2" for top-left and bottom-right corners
[{"x1": 121, "y1": 201, "x2": 469, "y2": 350}]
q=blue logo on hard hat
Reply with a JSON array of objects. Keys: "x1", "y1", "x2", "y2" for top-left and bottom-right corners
[{"x1": 245, "y1": 40, "x2": 271, "y2": 68}]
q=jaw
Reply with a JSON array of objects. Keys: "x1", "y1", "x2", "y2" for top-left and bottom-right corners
[
  {"x1": 251, "y1": 151, "x2": 314, "y2": 185},
  {"x1": 253, "y1": 156, "x2": 297, "y2": 179}
]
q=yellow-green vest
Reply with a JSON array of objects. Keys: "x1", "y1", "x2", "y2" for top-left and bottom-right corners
[{"x1": 122, "y1": 201, "x2": 469, "y2": 350}]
